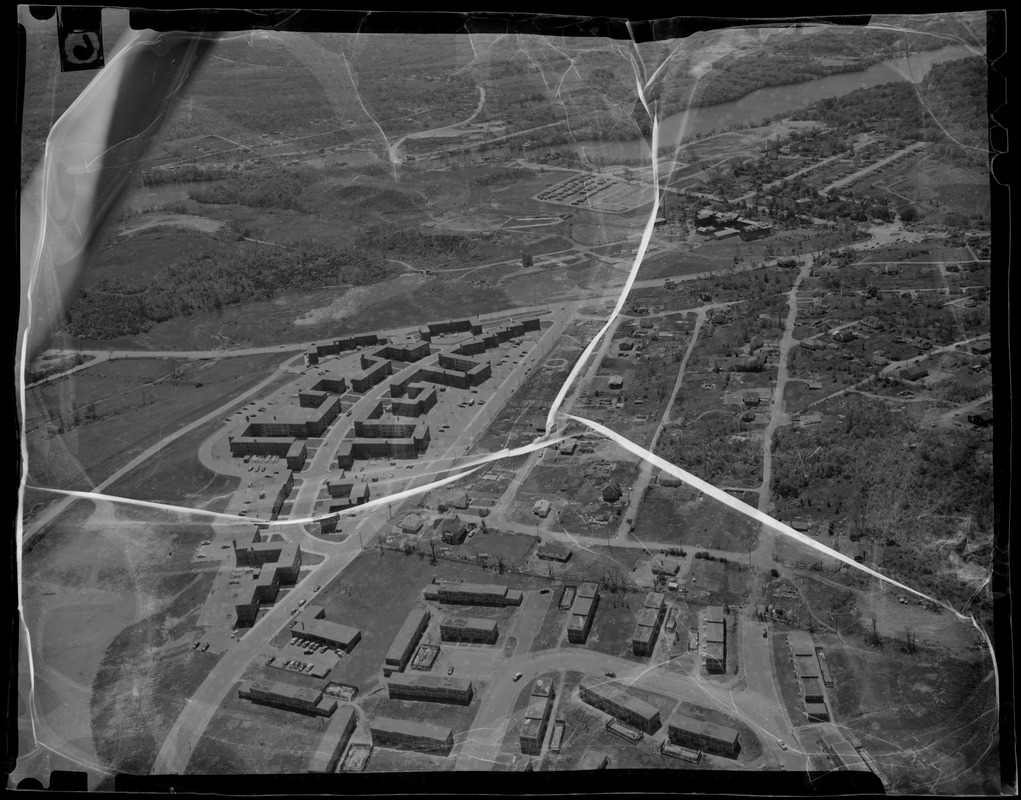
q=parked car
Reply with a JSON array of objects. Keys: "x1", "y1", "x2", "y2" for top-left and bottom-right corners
[
  {"x1": 512, "y1": 673, "x2": 523, "y2": 682},
  {"x1": 539, "y1": 588, "x2": 551, "y2": 594},
  {"x1": 448, "y1": 667, "x2": 454, "y2": 676},
  {"x1": 604, "y1": 671, "x2": 616, "y2": 678},
  {"x1": 777, "y1": 740, "x2": 788, "y2": 751}
]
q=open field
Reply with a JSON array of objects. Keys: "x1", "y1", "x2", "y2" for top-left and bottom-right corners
[
  {"x1": 631, "y1": 486, "x2": 760, "y2": 553},
  {"x1": 25, "y1": 354, "x2": 289, "y2": 498},
  {"x1": 573, "y1": 593, "x2": 648, "y2": 663},
  {"x1": 187, "y1": 680, "x2": 332, "y2": 774},
  {"x1": 825, "y1": 642, "x2": 998, "y2": 794}
]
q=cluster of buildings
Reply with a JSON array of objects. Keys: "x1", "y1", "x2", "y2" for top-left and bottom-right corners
[
  {"x1": 567, "y1": 583, "x2": 600, "y2": 644},
  {"x1": 231, "y1": 528, "x2": 302, "y2": 626},
  {"x1": 631, "y1": 592, "x2": 667, "y2": 656},
  {"x1": 787, "y1": 631, "x2": 833, "y2": 722},
  {"x1": 695, "y1": 208, "x2": 773, "y2": 241},
  {"x1": 702, "y1": 606, "x2": 727, "y2": 674},
  {"x1": 520, "y1": 678, "x2": 557, "y2": 755}
]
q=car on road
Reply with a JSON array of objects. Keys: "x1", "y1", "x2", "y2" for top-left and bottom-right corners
[
  {"x1": 604, "y1": 671, "x2": 616, "y2": 678},
  {"x1": 540, "y1": 588, "x2": 551, "y2": 594},
  {"x1": 777, "y1": 740, "x2": 788, "y2": 751},
  {"x1": 512, "y1": 673, "x2": 523, "y2": 682},
  {"x1": 314, "y1": 585, "x2": 321, "y2": 592},
  {"x1": 202, "y1": 642, "x2": 210, "y2": 651},
  {"x1": 192, "y1": 641, "x2": 200, "y2": 649},
  {"x1": 448, "y1": 667, "x2": 454, "y2": 676},
  {"x1": 762, "y1": 628, "x2": 768, "y2": 638}
]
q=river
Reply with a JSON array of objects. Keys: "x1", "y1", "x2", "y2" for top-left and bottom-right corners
[{"x1": 487, "y1": 43, "x2": 980, "y2": 163}]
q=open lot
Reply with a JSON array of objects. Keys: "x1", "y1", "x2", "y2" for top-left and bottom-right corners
[
  {"x1": 25, "y1": 353, "x2": 289, "y2": 497},
  {"x1": 631, "y1": 486, "x2": 760, "y2": 553},
  {"x1": 187, "y1": 679, "x2": 332, "y2": 774}
]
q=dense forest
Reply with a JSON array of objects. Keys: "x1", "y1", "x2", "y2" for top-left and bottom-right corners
[
  {"x1": 790, "y1": 57, "x2": 987, "y2": 164},
  {"x1": 772, "y1": 394, "x2": 993, "y2": 621},
  {"x1": 63, "y1": 237, "x2": 398, "y2": 340}
]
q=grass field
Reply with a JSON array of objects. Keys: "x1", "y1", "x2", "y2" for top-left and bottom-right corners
[
  {"x1": 187, "y1": 680, "x2": 333, "y2": 774},
  {"x1": 441, "y1": 530, "x2": 538, "y2": 569},
  {"x1": 825, "y1": 641, "x2": 998, "y2": 794},
  {"x1": 576, "y1": 594, "x2": 647, "y2": 663},
  {"x1": 25, "y1": 353, "x2": 289, "y2": 496},
  {"x1": 631, "y1": 486, "x2": 760, "y2": 553}
]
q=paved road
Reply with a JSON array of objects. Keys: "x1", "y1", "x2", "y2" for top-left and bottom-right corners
[
  {"x1": 818, "y1": 141, "x2": 927, "y2": 196},
  {"x1": 615, "y1": 302, "x2": 717, "y2": 540}
]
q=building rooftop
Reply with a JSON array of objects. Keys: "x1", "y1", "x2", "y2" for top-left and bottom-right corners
[
  {"x1": 370, "y1": 715, "x2": 453, "y2": 740},
  {"x1": 579, "y1": 678, "x2": 659, "y2": 721},
  {"x1": 441, "y1": 616, "x2": 498, "y2": 632},
  {"x1": 387, "y1": 673, "x2": 473, "y2": 693},
  {"x1": 668, "y1": 712, "x2": 739, "y2": 745}
]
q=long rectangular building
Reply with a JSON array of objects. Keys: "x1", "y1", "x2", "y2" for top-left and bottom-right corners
[
  {"x1": 578, "y1": 678, "x2": 660, "y2": 734},
  {"x1": 520, "y1": 677, "x2": 557, "y2": 755},
  {"x1": 384, "y1": 607, "x2": 431, "y2": 677},
  {"x1": 369, "y1": 716, "x2": 454, "y2": 756},
  {"x1": 667, "y1": 712, "x2": 740, "y2": 756},
  {"x1": 632, "y1": 592, "x2": 667, "y2": 656},
  {"x1": 307, "y1": 706, "x2": 357, "y2": 772},
  {"x1": 423, "y1": 583, "x2": 523, "y2": 607},
  {"x1": 568, "y1": 583, "x2": 600, "y2": 644},
  {"x1": 238, "y1": 680, "x2": 337, "y2": 717},
  {"x1": 440, "y1": 616, "x2": 499, "y2": 644},
  {"x1": 386, "y1": 673, "x2": 474, "y2": 705}
]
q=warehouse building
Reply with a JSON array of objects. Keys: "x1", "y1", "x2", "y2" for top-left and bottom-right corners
[
  {"x1": 423, "y1": 582, "x2": 523, "y2": 607},
  {"x1": 369, "y1": 716, "x2": 454, "y2": 756},
  {"x1": 667, "y1": 712, "x2": 740, "y2": 756},
  {"x1": 384, "y1": 607, "x2": 431, "y2": 677},
  {"x1": 578, "y1": 677, "x2": 660, "y2": 734},
  {"x1": 520, "y1": 677, "x2": 557, "y2": 755},
  {"x1": 238, "y1": 680, "x2": 337, "y2": 717},
  {"x1": 307, "y1": 706, "x2": 358, "y2": 772},
  {"x1": 440, "y1": 616, "x2": 499, "y2": 644},
  {"x1": 386, "y1": 673, "x2": 474, "y2": 705}
]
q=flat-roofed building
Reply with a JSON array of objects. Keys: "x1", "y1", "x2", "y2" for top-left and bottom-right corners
[
  {"x1": 520, "y1": 677, "x2": 557, "y2": 755},
  {"x1": 307, "y1": 706, "x2": 357, "y2": 772},
  {"x1": 802, "y1": 677, "x2": 826, "y2": 704},
  {"x1": 350, "y1": 354, "x2": 393, "y2": 393},
  {"x1": 795, "y1": 655, "x2": 819, "y2": 679},
  {"x1": 384, "y1": 607, "x2": 430, "y2": 677},
  {"x1": 787, "y1": 631, "x2": 815, "y2": 657},
  {"x1": 805, "y1": 702, "x2": 830, "y2": 722},
  {"x1": 291, "y1": 616, "x2": 362, "y2": 653},
  {"x1": 440, "y1": 616, "x2": 499, "y2": 644},
  {"x1": 386, "y1": 673, "x2": 474, "y2": 705},
  {"x1": 702, "y1": 606, "x2": 727, "y2": 674},
  {"x1": 369, "y1": 716, "x2": 454, "y2": 756},
  {"x1": 632, "y1": 594, "x2": 667, "y2": 656},
  {"x1": 568, "y1": 585, "x2": 600, "y2": 644},
  {"x1": 667, "y1": 712, "x2": 740, "y2": 756},
  {"x1": 578, "y1": 678, "x2": 660, "y2": 734},
  {"x1": 537, "y1": 543, "x2": 572, "y2": 562},
  {"x1": 238, "y1": 680, "x2": 337, "y2": 717},
  {"x1": 423, "y1": 582, "x2": 523, "y2": 607}
]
